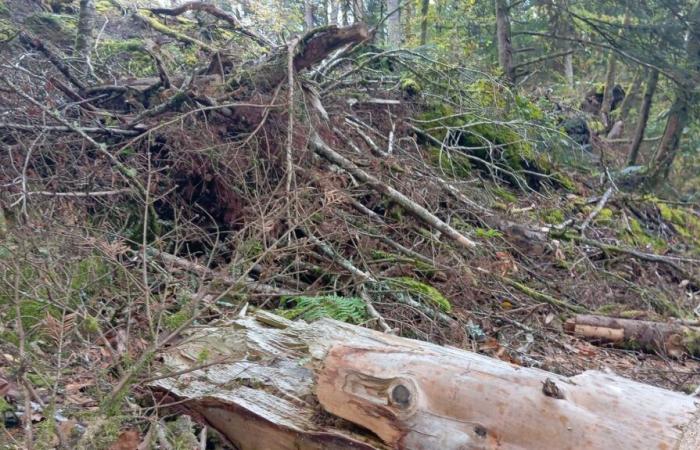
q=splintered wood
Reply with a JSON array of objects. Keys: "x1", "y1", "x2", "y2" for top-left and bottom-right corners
[{"x1": 151, "y1": 311, "x2": 700, "y2": 450}]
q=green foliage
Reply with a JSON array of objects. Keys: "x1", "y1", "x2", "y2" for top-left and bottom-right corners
[
  {"x1": 388, "y1": 277, "x2": 452, "y2": 312},
  {"x1": 279, "y1": 295, "x2": 368, "y2": 324},
  {"x1": 165, "y1": 308, "x2": 191, "y2": 331},
  {"x1": 427, "y1": 146, "x2": 472, "y2": 178}
]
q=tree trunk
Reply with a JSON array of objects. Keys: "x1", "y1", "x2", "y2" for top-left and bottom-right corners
[
  {"x1": 330, "y1": 0, "x2": 340, "y2": 25},
  {"x1": 151, "y1": 311, "x2": 700, "y2": 450},
  {"x1": 564, "y1": 50, "x2": 574, "y2": 87},
  {"x1": 619, "y1": 67, "x2": 645, "y2": 122},
  {"x1": 627, "y1": 69, "x2": 658, "y2": 166},
  {"x1": 386, "y1": 0, "x2": 401, "y2": 47},
  {"x1": 600, "y1": 50, "x2": 617, "y2": 127},
  {"x1": 495, "y1": 0, "x2": 514, "y2": 83},
  {"x1": 304, "y1": 0, "x2": 315, "y2": 30},
  {"x1": 646, "y1": 89, "x2": 691, "y2": 187},
  {"x1": 74, "y1": 0, "x2": 96, "y2": 63},
  {"x1": 565, "y1": 314, "x2": 700, "y2": 358},
  {"x1": 419, "y1": 0, "x2": 429, "y2": 45}
]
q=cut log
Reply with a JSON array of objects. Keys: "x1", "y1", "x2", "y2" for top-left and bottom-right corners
[
  {"x1": 150, "y1": 310, "x2": 700, "y2": 450},
  {"x1": 565, "y1": 313, "x2": 700, "y2": 358}
]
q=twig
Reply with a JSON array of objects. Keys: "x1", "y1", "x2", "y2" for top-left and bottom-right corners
[
  {"x1": 149, "y1": 1, "x2": 273, "y2": 48},
  {"x1": 579, "y1": 186, "x2": 614, "y2": 234},
  {"x1": 303, "y1": 231, "x2": 392, "y2": 332},
  {"x1": 286, "y1": 38, "x2": 298, "y2": 195},
  {"x1": 0, "y1": 76, "x2": 147, "y2": 198},
  {"x1": 310, "y1": 132, "x2": 477, "y2": 249}
]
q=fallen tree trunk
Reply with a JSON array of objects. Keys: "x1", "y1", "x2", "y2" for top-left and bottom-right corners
[
  {"x1": 151, "y1": 311, "x2": 700, "y2": 450},
  {"x1": 565, "y1": 313, "x2": 700, "y2": 358}
]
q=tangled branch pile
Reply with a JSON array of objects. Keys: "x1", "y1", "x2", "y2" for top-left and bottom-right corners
[{"x1": 1, "y1": 1, "x2": 699, "y2": 447}]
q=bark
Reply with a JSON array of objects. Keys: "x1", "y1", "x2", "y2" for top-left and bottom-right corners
[
  {"x1": 386, "y1": 0, "x2": 401, "y2": 47},
  {"x1": 618, "y1": 67, "x2": 645, "y2": 122},
  {"x1": 419, "y1": 0, "x2": 429, "y2": 45},
  {"x1": 74, "y1": 0, "x2": 96, "y2": 57},
  {"x1": 626, "y1": 69, "x2": 658, "y2": 166},
  {"x1": 565, "y1": 314, "x2": 700, "y2": 358},
  {"x1": 151, "y1": 311, "x2": 700, "y2": 450},
  {"x1": 495, "y1": 0, "x2": 514, "y2": 83}
]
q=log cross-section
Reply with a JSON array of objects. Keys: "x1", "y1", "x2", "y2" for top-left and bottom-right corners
[{"x1": 151, "y1": 311, "x2": 700, "y2": 450}]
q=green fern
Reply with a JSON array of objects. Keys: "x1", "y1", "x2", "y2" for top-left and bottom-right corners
[{"x1": 279, "y1": 295, "x2": 368, "y2": 324}]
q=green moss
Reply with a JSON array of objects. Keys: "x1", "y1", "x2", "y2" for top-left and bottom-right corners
[
  {"x1": 196, "y1": 348, "x2": 210, "y2": 364},
  {"x1": 492, "y1": 186, "x2": 517, "y2": 202},
  {"x1": 621, "y1": 218, "x2": 667, "y2": 251},
  {"x1": 83, "y1": 315, "x2": 101, "y2": 333},
  {"x1": 0, "y1": 397, "x2": 11, "y2": 413},
  {"x1": 388, "y1": 277, "x2": 452, "y2": 312},
  {"x1": 97, "y1": 39, "x2": 155, "y2": 77},
  {"x1": 388, "y1": 203, "x2": 405, "y2": 221},
  {"x1": 240, "y1": 239, "x2": 264, "y2": 259},
  {"x1": 165, "y1": 308, "x2": 191, "y2": 331},
  {"x1": 400, "y1": 78, "x2": 421, "y2": 95},
  {"x1": 657, "y1": 203, "x2": 700, "y2": 241},
  {"x1": 589, "y1": 119, "x2": 605, "y2": 134},
  {"x1": 0, "y1": 18, "x2": 14, "y2": 42},
  {"x1": 594, "y1": 207, "x2": 614, "y2": 224},
  {"x1": 95, "y1": 0, "x2": 116, "y2": 13},
  {"x1": 682, "y1": 329, "x2": 700, "y2": 357},
  {"x1": 0, "y1": 1, "x2": 9, "y2": 16},
  {"x1": 541, "y1": 208, "x2": 565, "y2": 224},
  {"x1": 474, "y1": 227, "x2": 502, "y2": 239},
  {"x1": 24, "y1": 13, "x2": 76, "y2": 43}
]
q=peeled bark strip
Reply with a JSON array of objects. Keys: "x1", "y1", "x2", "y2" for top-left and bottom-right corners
[
  {"x1": 151, "y1": 311, "x2": 700, "y2": 450},
  {"x1": 565, "y1": 314, "x2": 700, "y2": 358}
]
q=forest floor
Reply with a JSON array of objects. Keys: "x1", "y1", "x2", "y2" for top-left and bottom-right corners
[{"x1": 0, "y1": 1, "x2": 699, "y2": 448}]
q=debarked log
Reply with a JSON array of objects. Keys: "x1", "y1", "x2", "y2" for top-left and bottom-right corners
[
  {"x1": 565, "y1": 313, "x2": 700, "y2": 358},
  {"x1": 150, "y1": 310, "x2": 700, "y2": 450}
]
